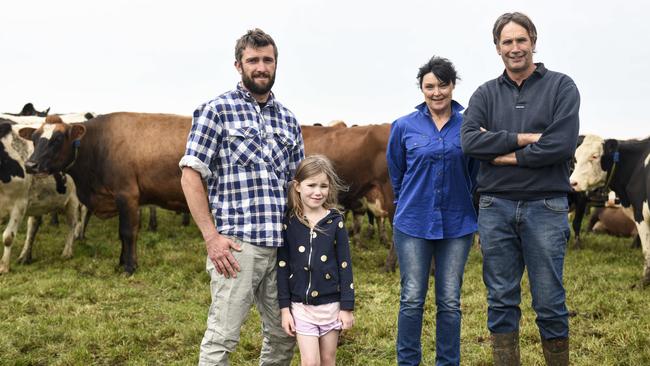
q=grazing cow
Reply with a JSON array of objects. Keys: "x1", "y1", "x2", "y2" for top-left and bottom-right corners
[
  {"x1": 20, "y1": 113, "x2": 191, "y2": 274},
  {"x1": 302, "y1": 124, "x2": 398, "y2": 270},
  {"x1": 0, "y1": 122, "x2": 83, "y2": 273},
  {"x1": 570, "y1": 134, "x2": 650, "y2": 286}
]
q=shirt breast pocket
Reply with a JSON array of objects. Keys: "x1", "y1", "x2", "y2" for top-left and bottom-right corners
[
  {"x1": 270, "y1": 131, "x2": 295, "y2": 173},
  {"x1": 405, "y1": 133, "x2": 431, "y2": 159},
  {"x1": 226, "y1": 127, "x2": 263, "y2": 167}
]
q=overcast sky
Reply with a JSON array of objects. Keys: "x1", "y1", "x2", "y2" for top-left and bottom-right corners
[{"x1": 2, "y1": 0, "x2": 648, "y2": 139}]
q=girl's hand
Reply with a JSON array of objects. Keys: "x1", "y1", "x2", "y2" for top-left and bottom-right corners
[
  {"x1": 338, "y1": 310, "x2": 355, "y2": 330},
  {"x1": 281, "y1": 308, "x2": 296, "y2": 337}
]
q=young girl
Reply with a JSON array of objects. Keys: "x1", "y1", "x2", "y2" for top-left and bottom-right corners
[{"x1": 277, "y1": 155, "x2": 355, "y2": 366}]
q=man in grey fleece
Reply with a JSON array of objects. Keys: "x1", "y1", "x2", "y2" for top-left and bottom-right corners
[{"x1": 461, "y1": 12, "x2": 579, "y2": 366}]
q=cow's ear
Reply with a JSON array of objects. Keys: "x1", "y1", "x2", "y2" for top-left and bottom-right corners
[
  {"x1": 600, "y1": 139, "x2": 619, "y2": 172},
  {"x1": 18, "y1": 127, "x2": 36, "y2": 140},
  {"x1": 576, "y1": 135, "x2": 585, "y2": 148},
  {"x1": 70, "y1": 124, "x2": 86, "y2": 141},
  {"x1": 603, "y1": 139, "x2": 619, "y2": 155}
]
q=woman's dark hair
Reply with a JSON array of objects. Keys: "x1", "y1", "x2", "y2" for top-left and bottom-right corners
[{"x1": 417, "y1": 56, "x2": 459, "y2": 88}]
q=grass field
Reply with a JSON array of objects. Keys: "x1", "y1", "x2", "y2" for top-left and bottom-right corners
[{"x1": 1, "y1": 209, "x2": 649, "y2": 365}]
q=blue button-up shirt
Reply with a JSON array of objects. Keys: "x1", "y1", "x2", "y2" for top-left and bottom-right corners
[
  {"x1": 179, "y1": 83, "x2": 305, "y2": 247},
  {"x1": 387, "y1": 100, "x2": 478, "y2": 240}
]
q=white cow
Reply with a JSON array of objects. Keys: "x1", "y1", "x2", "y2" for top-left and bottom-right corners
[
  {"x1": 0, "y1": 120, "x2": 86, "y2": 273},
  {"x1": 570, "y1": 134, "x2": 650, "y2": 287}
]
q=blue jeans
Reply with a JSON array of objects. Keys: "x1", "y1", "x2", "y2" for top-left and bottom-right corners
[
  {"x1": 478, "y1": 195, "x2": 570, "y2": 340},
  {"x1": 394, "y1": 228, "x2": 473, "y2": 366}
]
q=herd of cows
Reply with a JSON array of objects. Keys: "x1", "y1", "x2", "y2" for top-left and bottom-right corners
[{"x1": 1, "y1": 103, "x2": 649, "y2": 287}]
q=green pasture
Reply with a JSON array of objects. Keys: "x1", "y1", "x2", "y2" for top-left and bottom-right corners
[{"x1": 0, "y1": 209, "x2": 648, "y2": 365}]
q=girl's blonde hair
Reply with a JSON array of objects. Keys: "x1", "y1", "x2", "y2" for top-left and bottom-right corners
[{"x1": 287, "y1": 155, "x2": 347, "y2": 227}]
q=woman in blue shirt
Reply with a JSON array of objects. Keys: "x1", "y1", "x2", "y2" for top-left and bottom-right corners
[{"x1": 387, "y1": 56, "x2": 478, "y2": 366}]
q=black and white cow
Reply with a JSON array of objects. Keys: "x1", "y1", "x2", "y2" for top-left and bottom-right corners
[
  {"x1": 0, "y1": 122, "x2": 85, "y2": 273},
  {"x1": 570, "y1": 134, "x2": 650, "y2": 286}
]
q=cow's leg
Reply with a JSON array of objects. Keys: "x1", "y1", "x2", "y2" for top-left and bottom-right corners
[
  {"x1": 50, "y1": 213, "x2": 59, "y2": 226},
  {"x1": 384, "y1": 240, "x2": 397, "y2": 272},
  {"x1": 76, "y1": 206, "x2": 92, "y2": 241},
  {"x1": 181, "y1": 212, "x2": 190, "y2": 226},
  {"x1": 352, "y1": 213, "x2": 364, "y2": 247},
  {"x1": 17, "y1": 216, "x2": 42, "y2": 264},
  {"x1": 61, "y1": 197, "x2": 81, "y2": 259},
  {"x1": 378, "y1": 216, "x2": 389, "y2": 248},
  {"x1": 637, "y1": 221, "x2": 650, "y2": 288},
  {"x1": 364, "y1": 211, "x2": 376, "y2": 239},
  {"x1": 1, "y1": 203, "x2": 27, "y2": 273},
  {"x1": 116, "y1": 195, "x2": 141, "y2": 274},
  {"x1": 572, "y1": 195, "x2": 588, "y2": 249},
  {"x1": 148, "y1": 206, "x2": 157, "y2": 232},
  {"x1": 631, "y1": 235, "x2": 641, "y2": 249}
]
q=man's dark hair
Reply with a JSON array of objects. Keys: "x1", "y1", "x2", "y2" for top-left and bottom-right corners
[
  {"x1": 492, "y1": 12, "x2": 537, "y2": 45},
  {"x1": 235, "y1": 28, "x2": 278, "y2": 63},
  {"x1": 417, "y1": 56, "x2": 459, "y2": 88}
]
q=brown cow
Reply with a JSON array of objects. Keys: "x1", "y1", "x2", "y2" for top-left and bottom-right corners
[
  {"x1": 302, "y1": 124, "x2": 398, "y2": 271},
  {"x1": 19, "y1": 113, "x2": 190, "y2": 274},
  {"x1": 589, "y1": 206, "x2": 639, "y2": 239}
]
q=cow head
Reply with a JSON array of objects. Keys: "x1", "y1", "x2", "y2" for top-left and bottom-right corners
[
  {"x1": 570, "y1": 134, "x2": 618, "y2": 192},
  {"x1": 18, "y1": 115, "x2": 86, "y2": 175},
  {"x1": 0, "y1": 122, "x2": 26, "y2": 183}
]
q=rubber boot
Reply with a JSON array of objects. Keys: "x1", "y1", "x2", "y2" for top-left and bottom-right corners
[
  {"x1": 491, "y1": 331, "x2": 520, "y2": 366},
  {"x1": 541, "y1": 337, "x2": 569, "y2": 366}
]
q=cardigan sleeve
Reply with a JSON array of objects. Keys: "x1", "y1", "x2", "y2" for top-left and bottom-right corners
[
  {"x1": 335, "y1": 215, "x2": 355, "y2": 310},
  {"x1": 277, "y1": 218, "x2": 292, "y2": 309}
]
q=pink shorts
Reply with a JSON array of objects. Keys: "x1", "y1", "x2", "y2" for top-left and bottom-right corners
[{"x1": 294, "y1": 316, "x2": 342, "y2": 337}]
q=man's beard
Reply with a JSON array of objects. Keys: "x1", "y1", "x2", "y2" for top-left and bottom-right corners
[{"x1": 242, "y1": 71, "x2": 275, "y2": 95}]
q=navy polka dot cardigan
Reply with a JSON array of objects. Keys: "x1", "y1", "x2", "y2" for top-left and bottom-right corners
[{"x1": 277, "y1": 209, "x2": 355, "y2": 311}]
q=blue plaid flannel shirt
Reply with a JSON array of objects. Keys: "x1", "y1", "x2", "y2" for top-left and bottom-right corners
[{"x1": 179, "y1": 83, "x2": 305, "y2": 247}]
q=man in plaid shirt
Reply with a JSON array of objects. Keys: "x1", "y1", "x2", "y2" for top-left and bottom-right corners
[{"x1": 179, "y1": 28, "x2": 304, "y2": 365}]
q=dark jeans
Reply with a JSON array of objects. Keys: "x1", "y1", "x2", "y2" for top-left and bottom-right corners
[
  {"x1": 394, "y1": 228, "x2": 473, "y2": 366},
  {"x1": 478, "y1": 195, "x2": 570, "y2": 340}
]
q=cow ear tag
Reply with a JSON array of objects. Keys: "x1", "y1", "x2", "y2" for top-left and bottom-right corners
[{"x1": 73, "y1": 140, "x2": 81, "y2": 148}]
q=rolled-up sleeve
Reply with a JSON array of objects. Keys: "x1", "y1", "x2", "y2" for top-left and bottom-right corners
[{"x1": 178, "y1": 105, "x2": 222, "y2": 179}]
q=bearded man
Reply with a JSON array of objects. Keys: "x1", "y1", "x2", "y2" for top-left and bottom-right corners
[{"x1": 180, "y1": 28, "x2": 304, "y2": 365}]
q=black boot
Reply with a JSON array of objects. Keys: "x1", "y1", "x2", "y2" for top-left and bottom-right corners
[
  {"x1": 541, "y1": 337, "x2": 569, "y2": 366},
  {"x1": 491, "y1": 331, "x2": 520, "y2": 366}
]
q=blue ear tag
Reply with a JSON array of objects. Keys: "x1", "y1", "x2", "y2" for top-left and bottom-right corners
[
  {"x1": 73, "y1": 140, "x2": 81, "y2": 148},
  {"x1": 612, "y1": 151, "x2": 620, "y2": 163}
]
